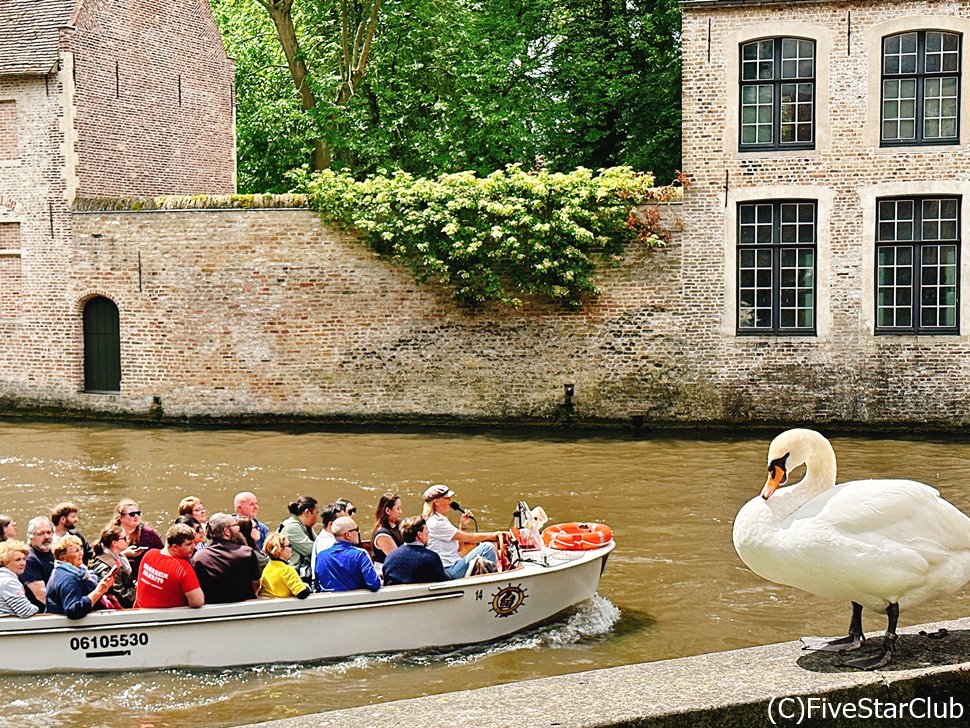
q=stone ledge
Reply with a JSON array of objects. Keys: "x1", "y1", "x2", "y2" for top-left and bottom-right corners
[{"x1": 250, "y1": 616, "x2": 970, "y2": 728}]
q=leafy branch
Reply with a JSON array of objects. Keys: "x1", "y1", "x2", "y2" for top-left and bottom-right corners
[{"x1": 304, "y1": 165, "x2": 685, "y2": 308}]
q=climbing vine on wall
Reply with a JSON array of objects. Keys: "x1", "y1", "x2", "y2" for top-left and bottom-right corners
[{"x1": 304, "y1": 165, "x2": 685, "y2": 308}]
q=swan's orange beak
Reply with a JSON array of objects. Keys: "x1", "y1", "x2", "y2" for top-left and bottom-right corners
[{"x1": 761, "y1": 465, "x2": 785, "y2": 500}]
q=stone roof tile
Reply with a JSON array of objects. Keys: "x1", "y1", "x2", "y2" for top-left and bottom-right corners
[{"x1": 0, "y1": 0, "x2": 78, "y2": 76}]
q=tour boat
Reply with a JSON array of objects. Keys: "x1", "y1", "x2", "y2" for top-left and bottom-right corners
[{"x1": 0, "y1": 539, "x2": 614, "y2": 673}]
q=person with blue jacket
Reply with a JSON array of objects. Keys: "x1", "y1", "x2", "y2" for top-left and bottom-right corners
[
  {"x1": 382, "y1": 516, "x2": 448, "y2": 586},
  {"x1": 46, "y1": 535, "x2": 115, "y2": 619},
  {"x1": 314, "y1": 517, "x2": 380, "y2": 592}
]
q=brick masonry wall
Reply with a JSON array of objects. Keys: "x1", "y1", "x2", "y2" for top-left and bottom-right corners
[
  {"x1": 0, "y1": 206, "x2": 681, "y2": 423},
  {"x1": 0, "y1": 71, "x2": 75, "y2": 396},
  {"x1": 0, "y1": 100, "x2": 16, "y2": 158},
  {"x1": 67, "y1": 0, "x2": 236, "y2": 196},
  {"x1": 679, "y1": 0, "x2": 970, "y2": 427}
]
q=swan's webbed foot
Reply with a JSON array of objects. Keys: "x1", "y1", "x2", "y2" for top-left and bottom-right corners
[
  {"x1": 800, "y1": 633, "x2": 864, "y2": 653},
  {"x1": 801, "y1": 601, "x2": 865, "y2": 653},
  {"x1": 838, "y1": 633, "x2": 896, "y2": 670}
]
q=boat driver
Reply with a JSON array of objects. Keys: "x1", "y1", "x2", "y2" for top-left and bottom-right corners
[{"x1": 422, "y1": 485, "x2": 500, "y2": 579}]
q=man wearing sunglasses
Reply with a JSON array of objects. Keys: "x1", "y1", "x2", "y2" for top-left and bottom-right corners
[{"x1": 313, "y1": 516, "x2": 380, "y2": 592}]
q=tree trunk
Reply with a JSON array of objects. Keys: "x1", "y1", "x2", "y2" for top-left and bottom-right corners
[{"x1": 259, "y1": 0, "x2": 331, "y2": 170}]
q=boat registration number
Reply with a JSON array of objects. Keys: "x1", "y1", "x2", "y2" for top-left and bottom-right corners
[{"x1": 69, "y1": 632, "x2": 149, "y2": 652}]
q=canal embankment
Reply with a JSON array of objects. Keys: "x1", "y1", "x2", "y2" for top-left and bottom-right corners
[{"x1": 252, "y1": 616, "x2": 970, "y2": 728}]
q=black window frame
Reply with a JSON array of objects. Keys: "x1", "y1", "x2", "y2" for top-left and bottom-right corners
[
  {"x1": 738, "y1": 37, "x2": 817, "y2": 152},
  {"x1": 736, "y1": 199, "x2": 818, "y2": 336},
  {"x1": 881, "y1": 30, "x2": 962, "y2": 147},
  {"x1": 874, "y1": 196, "x2": 961, "y2": 336}
]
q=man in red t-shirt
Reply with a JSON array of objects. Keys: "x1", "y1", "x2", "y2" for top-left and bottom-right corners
[{"x1": 134, "y1": 523, "x2": 204, "y2": 609}]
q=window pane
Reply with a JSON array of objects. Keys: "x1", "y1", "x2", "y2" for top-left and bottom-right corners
[{"x1": 737, "y1": 200, "x2": 816, "y2": 333}]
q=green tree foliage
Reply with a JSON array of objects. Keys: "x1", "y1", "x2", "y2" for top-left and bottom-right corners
[
  {"x1": 305, "y1": 165, "x2": 682, "y2": 307},
  {"x1": 210, "y1": 0, "x2": 681, "y2": 191}
]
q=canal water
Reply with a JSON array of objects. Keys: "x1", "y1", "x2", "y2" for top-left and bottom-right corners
[{"x1": 1, "y1": 421, "x2": 969, "y2": 727}]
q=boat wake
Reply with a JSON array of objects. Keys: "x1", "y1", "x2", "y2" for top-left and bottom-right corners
[{"x1": 402, "y1": 593, "x2": 621, "y2": 666}]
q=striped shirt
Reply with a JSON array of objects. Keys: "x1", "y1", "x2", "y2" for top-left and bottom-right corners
[{"x1": 0, "y1": 566, "x2": 39, "y2": 618}]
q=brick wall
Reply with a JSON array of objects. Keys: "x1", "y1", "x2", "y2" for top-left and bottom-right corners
[
  {"x1": 0, "y1": 72, "x2": 73, "y2": 392},
  {"x1": 0, "y1": 206, "x2": 680, "y2": 423},
  {"x1": 677, "y1": 0, "x2": 970, "y2": 427},
  {"x1": 67, "y1": 0, "x2": 236, "y2": 196},
  {"x1": 0, "y1": 100, "x2": 15, "y2": 158}
]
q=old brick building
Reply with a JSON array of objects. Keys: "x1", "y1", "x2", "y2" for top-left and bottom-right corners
[
  {"x1": 678, "y1": 0, "x2": 970, "y2": 426},
  {"x1": 0, "y1": 1, "x2": 234, "y2": 406},
  {"x1": 3, "y1": 0, "x2": 970, "y2": 429}
]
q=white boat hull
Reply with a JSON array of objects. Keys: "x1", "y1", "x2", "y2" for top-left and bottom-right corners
[{"x1": 0, "y1": 543, "x2": 613, "y2": 673}]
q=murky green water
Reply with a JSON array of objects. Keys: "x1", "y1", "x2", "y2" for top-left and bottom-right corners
[{"x1": 1, "y1": 421, "x2": 969, "y2": 727}]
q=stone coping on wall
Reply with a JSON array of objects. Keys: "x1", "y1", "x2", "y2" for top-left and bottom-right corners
[
  {"x1": 249, "y1": 616, "x2": 970, "y2": 728},
  {"x1": 72, "y1": 194, "x2": 311, "y2": 212}
]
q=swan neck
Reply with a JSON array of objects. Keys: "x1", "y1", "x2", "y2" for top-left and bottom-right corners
[{"x1": 796, "y1": 441, "x2": 837, "y2": 497}]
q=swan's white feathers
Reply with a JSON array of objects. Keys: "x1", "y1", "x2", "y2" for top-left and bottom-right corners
[{"x1": 733, "y1": 429, "x2": 970, "y2": 614}]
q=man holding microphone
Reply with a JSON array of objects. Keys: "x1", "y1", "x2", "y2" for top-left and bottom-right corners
[{"x1": 421, "y1": 485, "x2": 500, "y2": 579}]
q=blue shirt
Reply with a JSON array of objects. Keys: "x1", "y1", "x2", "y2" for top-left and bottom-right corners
[
  {"x1": 314, "y1": 541, "x2": 381, "y2": 592},
  {"x1": 382, "y1": 542, "x2": 448, "y2": 586}
]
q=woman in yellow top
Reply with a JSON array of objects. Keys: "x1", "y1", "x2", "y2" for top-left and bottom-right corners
[{"x1": 259, "y1": 533, "x2": 311, "y2": 599}]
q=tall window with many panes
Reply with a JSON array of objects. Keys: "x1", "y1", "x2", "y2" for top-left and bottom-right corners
[
  {"x1": 737, "y1": 201, "x2": 817, "y2": 335},
  {"x1": 739, "y1": 37, "x2": 815, "y2": 150},
  {"x1": 875, "y1": 197, "x2": 960, "y2": 334},
  {"x1": 882, "y1": 31, "x2": 961, "y2": 146}
]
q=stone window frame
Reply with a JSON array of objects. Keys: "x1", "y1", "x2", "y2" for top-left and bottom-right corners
[
  {"x1": 873, "y1": 195, "x2": 961, "y2": 335},
  {"x1": 723, "y1": 22, "x2": 833, "y2": 158},
  {"x1": 738, "y1": 36, "x2": 817, "y2": 151},
  {"x1": 722, "y1": 186, "x2": 834, "y2": 339},
  {"x1": 864, "y1": 16, "x2": 970, "y2": 150},
  {"x1": 880, "y1": 30, "x2": 961, "y2": 147},
  {"x1": 860, "y1": 182, "x2": 970, "y2": 337}
]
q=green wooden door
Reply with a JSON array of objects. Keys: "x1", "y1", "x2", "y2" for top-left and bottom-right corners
[{"x1": 83, "y1": 297, "x2": 121, "y2": 392}]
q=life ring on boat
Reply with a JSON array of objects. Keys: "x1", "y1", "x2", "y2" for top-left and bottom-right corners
[{"x1": 543, "y1": 522, "x2": 613, "y2": 551}]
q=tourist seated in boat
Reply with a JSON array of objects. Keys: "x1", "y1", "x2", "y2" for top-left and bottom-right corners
[
  {"x1": 193, "y1": 513, "x2": 261, "y2": 603},
  {"x1": 89, "y1": 526, "x2": 137, "y2": 609},
  {"x1": 381, "y1": 516, "x2": 448, "y2": 586},
  {"x1": 371, "y1": 492, "x2": 404, "y2": 567},
  {"x1": 20, "y1": 516, "x2": 55, "y2": 611},
  {"x1": 422, "y1": 485, "x2": 499, "y2": 579},
  {"x1": 173, "y1": 515, "x2": 205, "y2": 551},
  {"x1": 237, "y1": 516, "x2": 270, "y2": 574},
  {"x1": 0, "y1": 540, "x2": 39, "y2": 618},
  {"x1": 50, "y1": 502, "x2": 93, "y2": 565},
  {"x1": 111, "y1": 499, "x2": 163, "y2": 576},
  {"x1": 133, "y1": 523, "x2": 204, "y2": 609},
  {"x1": 309, "y1": 502, "x2": 347, "y2": 577},
  {"x1": 178, "y1": 496, "x2": 207, "y2": 525},
  {"x1": 278, "y1": 496, "x2": 318, "y2": 582},
  {"x1": 0, "y1": 514, "x2": 16, "y2": 543},
  {"x1": 233, "y1": 492, "x2": 269, "y2": 548},
  {"x1": 314, "y1": 516, "x2": 381, "y2": 593},
  {"x1": 259, "y1": 533, "x2": 311, "y2": 599},
  {"x1": 45, "y1": 535, "x2": 116, "y2": 619}
]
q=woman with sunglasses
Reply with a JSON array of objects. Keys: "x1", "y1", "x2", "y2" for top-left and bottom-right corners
[
  {"x1": 259, "y1": 533, "x2": 311, "y2": 599},
  {"x1": 89, "y1": 526, "x2": 137, "y2": 608},
  {"x1": 110, "y1": 499, "x2": 163, "y2": 575}
]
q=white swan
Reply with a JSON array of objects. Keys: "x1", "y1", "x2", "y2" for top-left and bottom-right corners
[{"x1": 733, "y1": 428, "x2": 970, "y2": 669}]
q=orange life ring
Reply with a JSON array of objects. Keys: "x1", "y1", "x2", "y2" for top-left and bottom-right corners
[{"x1": 543, "y1": 522, "x2": 613, "y2": 551}]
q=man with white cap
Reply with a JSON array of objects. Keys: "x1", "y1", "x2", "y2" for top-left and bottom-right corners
[{"x1": 421, "y1": 484, "x2": 499, "y2": 579}]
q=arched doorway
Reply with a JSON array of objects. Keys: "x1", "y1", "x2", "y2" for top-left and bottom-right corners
[{"x1": 83, "y1": 297, "x2": 121, "y2": 392}]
